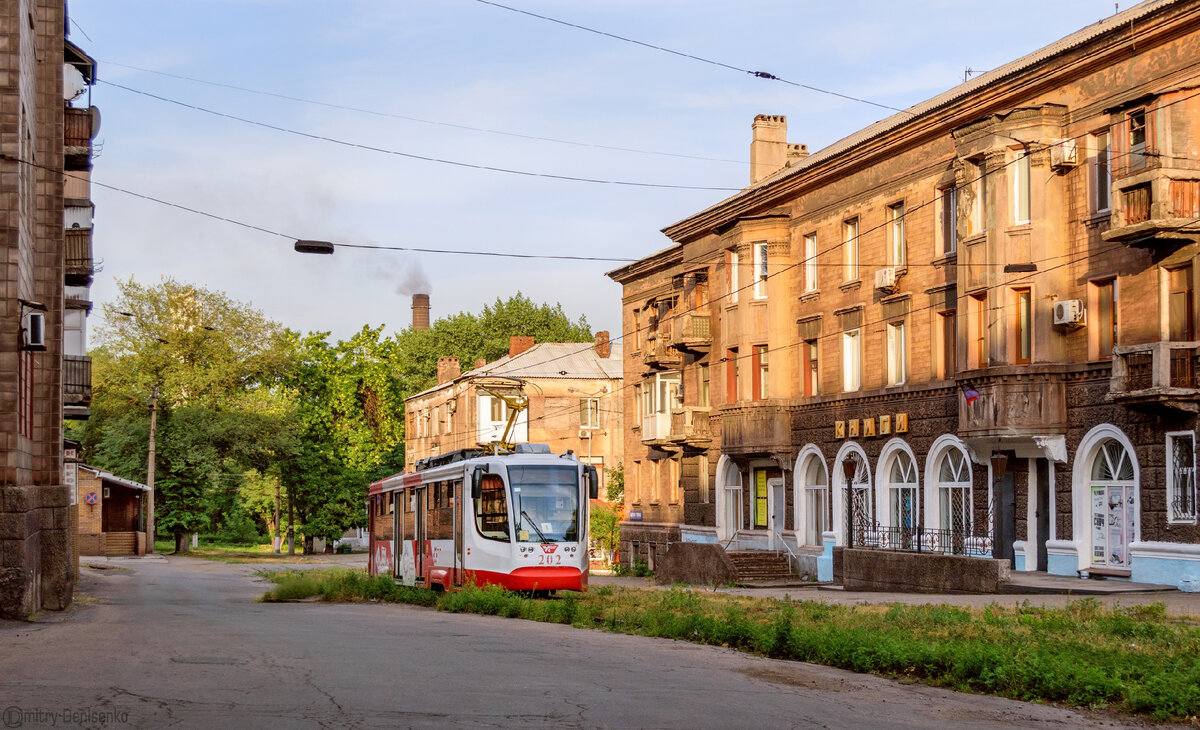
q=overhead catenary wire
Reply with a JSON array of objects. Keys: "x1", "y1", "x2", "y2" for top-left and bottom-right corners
[
  {"x1": 100, "y1": 80, "x2": 742, "y2": 192},
  {"x1": 98, "y1": 60, "x2": 744, "y2": 166},
  {"x1": 471, "y1": 0, "x2": 912, "y2": 116}
]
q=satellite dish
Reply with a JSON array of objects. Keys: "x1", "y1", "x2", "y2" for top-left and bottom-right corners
[{"x1": 63, "y1": 64, "x2": 87, "y2": 102}]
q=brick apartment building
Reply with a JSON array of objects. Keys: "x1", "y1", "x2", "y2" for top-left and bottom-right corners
[
  {"x1": 608, "y1": 0, "x2": 1200, "y2": 588},
  {"x1": 1, "y1": 2, "x2": 98, "y2": 618},
  {"x1": 405, "y1": 333, "x2": 623, "y2": 488}
]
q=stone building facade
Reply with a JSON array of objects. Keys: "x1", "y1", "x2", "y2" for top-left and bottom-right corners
[
  {"x1": 405, "y1": 334, "x2": 623, "y2": 488},
  {"x1": 0, "y1": 2, "x2": 98, "y2": 617},
  {"x1": 608, "y1": 0, "x2": 1200, "y2": 588}
]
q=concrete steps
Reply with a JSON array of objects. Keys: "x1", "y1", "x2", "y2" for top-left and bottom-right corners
[{"x1": 727, "y1": 551, "x2": 794, "y2": 585}]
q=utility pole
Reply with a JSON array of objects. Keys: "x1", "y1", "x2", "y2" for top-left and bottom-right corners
[{"x1": 146, "y1": 384, "x2": 158, "y2": 554}]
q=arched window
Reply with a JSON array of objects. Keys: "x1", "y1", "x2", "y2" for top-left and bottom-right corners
[
  {"x1": 1090, "y1": 438, "x2": 1137, "y2": 569},
  {"x1": 716, "y1": 456, "x2": 743, "y2": 543},
  {"x1": 845, "y1": 451, "x2": 871, "y2": 543},
  {"x1": 802, "y1": 454, "x2": 828, "y2": 546},
  {"x1": 938, "y1": 447, "x2": 972, "y2": 536}
]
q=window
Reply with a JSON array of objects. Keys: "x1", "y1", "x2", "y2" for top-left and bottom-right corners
[
  {"x1": 633, "y1": 384, "x2": 642, "y2": 422},
  {"x1": 669, "y1": 458, "x2": 679, "y2": 503},
  {"x1": 1128, "y1": 109, "x2": 1147, "y2": 171},
  {"x1": 842, "y1": 330, "x2": 861, "y2": 392},
  {"x1": 1014, "y1": 288, "x2": 1032, "y2": 364},
  {"x1": 699, "y1": 363, "x2": 710, "y2": 407},
  {"x1": 886, "y1": 322, "x2": 906, "y2": 386},
  {"x1": 937, "y1": 447, "x2": 972, "y2": 549},
  {"x1": 726, "y1": 347, "x2": 739, "y2": 403},
  {"x1": 1167, "y1": 431, "x2": 1198, "y2": 524},
  {"x1": 803, "y1": 339, "x2": 819, "y2": 397},
  {"x1": 489, "y1": 396, "x2": 505, "y2": 423},
  {"x1": 752, "y1": 469, "x2": 769, "y2": 529},
  {"x1": 752, "y1": 345, "x2": 769, "y2": 400},
  {"x1": 433, "y1": 406, "x2": 441, "y2": 436},
  {"x1": 651, "y1": 461, "x2": 661, "y2": 503},
  {"x1": 699, "y1": 454, "x2": 710, "y2": 504},
  {"x1": 753, "y1": 242, "x2": 768, "y2": 299},
  {"x1": 1089, "y1": 439, "x2": 1137, "y2": 569},
  {"x1": 474, "y1": 474, "x2": 510, "y2": 542},
  {"x1": 888, "y1": 451, "x2": 918, "y2": 533},
  {"x1": 580, "y1": 398, "x2": 599, "y2": 429},
  {"x1": 843, "y1": 218, "x2": 859, "y2": 281},
  {"x1": 968, "y1": 159, "x2": 987, "y2": 236},
  {"x1": 804, "y1": 233, "x2": 818, "y2": 292},
  {"x1": 1013, "y1": 153, "x2": 1031, "y2": 224},
  {"x1": 641, "y1": 384, "x2": 652, "y2": 422},
  {"x1": 1168, "y1": 265, "x2": 1194, "y2": 342},
  {"x1": 692, "y1": 275, "x2": 708, "y2": 308},
  {"x1": 727, "y1": 249, "x2": 739, "y2": 303},
  {"x1": 803, "y1": 456, "x2": 828, "y2": 546},
  {"x1": 633, "y1": 310, "x2": 642, "y2": 351},
  {"x1": 1094, "y1": 131, "x2": 1111, "y2": 212},
  {"x1": 939, "y1": 186, "x2": 958, "y2": 254},
  {"x1": 1094, "y1": 279, "x2": 1117, "y2": 359},
  {"x1": 888, "y1": 202, "x2": 906, "y2": 267},
  {"x1": 971, "y1": 293, "x2": 988, "y2": 368},
  {"x1": 631, "y1": 461, "x2": 641, "y2": 503},
  {"x1": 939, "y1": 311, "x2": 957, "y2": 379}
]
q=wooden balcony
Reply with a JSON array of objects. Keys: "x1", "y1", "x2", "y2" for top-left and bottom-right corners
[
  {"x1": 1109, "y1": 341, "x2": 1200, "y2": 412},
  {"x1": 718, "y1": 401, "x2": 791, "y2": 456},
  {"x1": 1102, "y1": 171, "x2": 1200, "y2": 245},
  {"x1": 65, "y1": 228, "x2": 93, "y2": 284},
  {"x1": 667, "y1": 313, "x2": 711, "y2": 353},
  {"x1": 63, "y1": 354, "x2": 92, "y2": 414},
  {"x1": 957, "y1": 365, "x2": 1067, "y2": 438},
  {"x1": 642, "y1": 338, "x2": 682, "y2": 370},
  {"x1": 667, "y1": 407, "x2": 711, "y2": 447},
  {"x1": 64, "y1": 107, "x2": 97, "y2": 171}
]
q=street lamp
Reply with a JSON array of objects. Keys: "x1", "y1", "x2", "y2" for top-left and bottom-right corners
[{"x1": 842, "y1": 456, "x2": 857, "y2": 549}]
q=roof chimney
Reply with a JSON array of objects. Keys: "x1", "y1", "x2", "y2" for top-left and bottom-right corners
[
  {"x1": 594, "y1": 330, "x2": 611, "y2": 359},
  {"x1": 750, "y1": 115, "x2": 788, "y2": 184},
  {"x1": 412, "y1": 293, "x2": 430, "y2": 331},
  {"x1": 509, "y1": 336, "x2": 535, "y2": 358},
  {"x1": 437, "y1": 357, "x2": 460, "y2": 385},
  {"x1": 474, "y1": 358, "x2": 486, "y2": 370}
]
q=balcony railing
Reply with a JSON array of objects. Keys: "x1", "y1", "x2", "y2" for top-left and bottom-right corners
[
  {"x1": 1103, "y1": 171, "x2": 1200, "y2": 245},
  {"x1": 718, "y1": 402, "x2": 790, "y2": 455},
  {"x1": 1110, "y1": 341, "x2": 1200, "y2": 410},
  {"x1": 64, "y1": 107, "x2": 94, "y2": 148},
  {"x1": 957, "y1": 365, "x2": 1067, "y2": 437},
  {"x1": 65, "y1": 228, "x2": 93, "y2": 283},
  {"x1": 63, "y1": 354, "x2": 92, "y2": 406},
  {"x1": 667, "y1": 313, "x2": 711, "y2": 352},
  {"x1": 667, "y1": 407, "x2": 711, "y2": 446},
  {"x1": 642, "y1": 339, "x2": 682, "y2": 369}
]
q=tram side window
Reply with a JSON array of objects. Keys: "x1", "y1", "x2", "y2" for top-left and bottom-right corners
[{"x1": 474, "y1": 474, "x2": 510, "y2": 541}]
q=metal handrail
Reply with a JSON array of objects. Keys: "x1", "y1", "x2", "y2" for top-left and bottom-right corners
[{"x1": 773, "y1": 529, "x2": 800, "y2": 565}]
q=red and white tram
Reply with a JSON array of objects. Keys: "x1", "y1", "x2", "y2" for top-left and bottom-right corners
[{"x1": 367, "y1": 444, "x2": 599, "y2": 593}]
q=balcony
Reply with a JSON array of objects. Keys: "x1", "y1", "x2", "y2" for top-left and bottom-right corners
[
  {"x1": 667, "y1": 313, "x2": 711, "y2": 353},
  {"x1": 667, "y1": 407, "x2": 711, "y2": 447},
  {"x1": 63, "y1": 354, "x2": 92, "y2": 418},
  {"x1": 957, "y1": 365, "x2": 1067, "y2": 438},
  {"x1": 65, "y1": 228, "x2": 93, "y2": 285},
  {"x1": 1102, "y1": 171, "x2": 1200, "y2": 245},
  {"x1": 64, "y1": 107, "x2": 97, "y2": 171},
  {"x1": 1109, "y1": 341, "x2": 1200, "y2": 411},
  {"x1": 718, "y1": 401, "x2": 791, "y2": 456},
  {"x1": 642, "y1": 338, "x2": 682, "y2": 370}
]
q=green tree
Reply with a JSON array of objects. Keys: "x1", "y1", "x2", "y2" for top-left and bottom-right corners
[
  {"x1": 589, "y1": 502, "x2": 621, "y2": 567},
  {"x1": 606, "y1": 462, "x2": 625, "y2": 503}
]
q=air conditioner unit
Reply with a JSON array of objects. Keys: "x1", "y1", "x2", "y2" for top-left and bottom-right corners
[
  {"x1": 1050, "y1": 139, "x2": 1078, "y2": 170},
  {"x1": 1053, "y1": 299, "x2": 1085, "y2": 327},
  {"x1": 874, "y1": 267, "x2": 898, "y2": 292},
  {"x1": 578, "y1": 430, "x2": 592, "y2": 439},
  {"x1": 21, "y1": 311, "x2": 45, "y2": 350}
]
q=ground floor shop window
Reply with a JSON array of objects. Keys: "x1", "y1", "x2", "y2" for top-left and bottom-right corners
[
  {"x1": 1167, "y1": 431, "x2": 1198, "y2": 524},
  {"x1": 1090, "y1": 438, "x2": 1137, "y2": 569}
]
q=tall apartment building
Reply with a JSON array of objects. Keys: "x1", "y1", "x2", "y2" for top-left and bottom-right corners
[
  {"x1": 608, "y1": 0, "x2": 1200, "y2": 588},
  {"x1": 0, "y1": 2, "x2": 97, "y2": 618},
  {"x1": 405, "y1": 334, "x2": 622, "y2": 488}
]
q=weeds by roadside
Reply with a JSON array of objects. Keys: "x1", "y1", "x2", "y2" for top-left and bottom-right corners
[{"x1": 260, "y1": 569, "x2": 1200, "y2": 721}]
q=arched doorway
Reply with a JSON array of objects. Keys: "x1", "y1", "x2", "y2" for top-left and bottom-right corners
[
  {"x1": 1073, "y1": 425, "x2": 1140, "y2": 573},
  {"x1": 715, "y1": 455, "x2": 743, "y2": 543},
  {"x1": 877, "y1": 439, "x2": 918, "y2": 549},
  {"x1": 924, "y1": 436, "x2": 975, "y2": 554},
  {"x1": 793, "y1": 445, "x2": 828, "y2": 547},
  {"x1": 831, "y1": 443, "x2": 870, "y2": 547}
]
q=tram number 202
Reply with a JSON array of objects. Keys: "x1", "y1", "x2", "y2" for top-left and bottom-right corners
[{"x1": 537, "y1": 553, "x2": 563, "y2": 566}]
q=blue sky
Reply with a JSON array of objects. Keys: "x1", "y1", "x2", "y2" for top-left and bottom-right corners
[{"x1": 70, "y1": 0, "x2": 1125, "y2": 342}]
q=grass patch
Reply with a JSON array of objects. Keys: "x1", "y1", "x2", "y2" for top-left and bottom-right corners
[
  {"x1": 158, "y1": 541, "x2": 350, "y2": 564},
  {"x1": 260, "y1": 572, "x2": 1200, "y2": 721}
]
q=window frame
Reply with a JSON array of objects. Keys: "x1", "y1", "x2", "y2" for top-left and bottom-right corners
[
  {"x1": 938, "y1": 185, "x2": 958, "y2": 255},
  {"x1": 1014, "y1": 287, "x2": 1032, "y2": 365},
  {"x1": 803, "y1": 233, "x2": 818, "y2": 293},
  {"x1": 752, "y1": 242, "x2": 768, "y2": 299},
  {"x1": 579, "y1": 397, "x2": 600, "y2": 429},
  {"x1": 886, "y1": 321, "x2": 907, "y2": 386},
  {"x1": 1093, "y1": 130, "x2": 1111, "y2": 213},
  {"x1": 843, "y1": 217, "x2": 859, "y2": 282},
  {"x1": 1013, "y1": 152, "x2": 1031, "y2": 225},
  {"x1": 842, "y1": 329, "x2": 861, "y2": 392},
  {"x1": 728, "y1": 249, "x2": 740, "y2": 304},
  {"x1": 1166, "y1": 430, "x2": 1198, "y2": 525},
  {"x1": 888, "y1": 201, "x2": 906, "y2": 268},
  {"x1": 751, "y1": 345, "x2": 769, "y2": 400},
  {"x1": 803, "y1": 339, "x2": 819, "y2": 398}
]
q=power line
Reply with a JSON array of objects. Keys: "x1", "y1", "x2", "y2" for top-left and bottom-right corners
[
  {"x1": 99, "y1": 59, "x2": 744, "y2": 166},
  {"x1": 472, "y1": 0, "x2": 912, "y2": 116},
  {"x1": 100, "y1": 81, "x2": 742, "y2": 192}
]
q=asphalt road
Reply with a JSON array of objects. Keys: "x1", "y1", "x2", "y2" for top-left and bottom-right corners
[{"x1": 0, "y1": 557, "x2": 1157, "y2": 729}]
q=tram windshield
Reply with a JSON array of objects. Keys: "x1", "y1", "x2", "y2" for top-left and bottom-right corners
[{"x1": 508, "y1": 465, "x2": 580, "y2": 542}]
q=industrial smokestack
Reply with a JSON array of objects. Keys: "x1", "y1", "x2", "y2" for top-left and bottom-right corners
[{"x1": 412, "y1": 294, "x2": 430, "y2": 331}]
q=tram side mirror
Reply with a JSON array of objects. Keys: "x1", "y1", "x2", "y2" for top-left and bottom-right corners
[
  {"x1": 585, "y1": 465, "x2": 599, "y2": 500},
  {"x1": 471, "y1": 465, "x2": 488, "y2": 500}
]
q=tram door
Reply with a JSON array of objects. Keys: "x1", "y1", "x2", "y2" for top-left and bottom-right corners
[
  {"x1": 453, "y1": 480, "x2": 463, "y2": 588},
  {"x1": 414, "y1": 487, "x2": 427, "y2": 584}
]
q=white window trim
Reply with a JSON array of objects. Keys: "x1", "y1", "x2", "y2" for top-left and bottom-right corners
[
  {"x1": 803, "y1": 234, "x2": 818, "y2": 293},
  {"x1": 842, "y1": 329, "x2": 861, "y2": 392},
  {"x1": 843, "y1": 219, "x2": 859, "y2": 282},
  {"x1": 729, "y1": 250, "x2": 739, "y2": 304},
  {"x1": 886, "y1": 321, "x2": 906, "y2": 386},
  {"x1": 939, "y1": 186, "x2": 958, "y2": 255},
  {"x1": 1166, "y1": 430, "x2": 1198, "y2": 525},
  {"x1": 580, "y1": 398, "x2": 600, "y2": 429},
  {"x1": 753, "y1": 242, "x2": 768, "y2": 299},
  {"x1": 1093, "y1": 131, "x2": 1112, "y2": 213},
  {"x1": 888, "y1": 202, "x2": 906, "y2": 268},
  {"x1": 1013, "y1": 152, "x2": 1031, "y2": 225}
]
